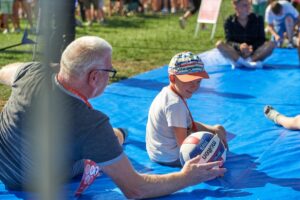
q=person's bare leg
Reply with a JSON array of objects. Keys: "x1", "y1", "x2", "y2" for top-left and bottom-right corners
[
  {"x1": 285, "y1": 16, "x2": 295, "y2": 44},
  {"x1": 22, "y1": 1, "x2": 34, "y2": 30},
  {"x1": 277, "y1": 115, "x2": 300, "y2": 130},
  {"x1": 85, "y1": 8, "x2": 92, "y2": 25},
  {"x1": 216, "y1": 40, "x2": 240, "y2": 61},
  {"x1": 264, "y1": 105, "x2": 300, "y2": 130},
  {"x1": 251, "y1": 41, "x2": 275, "y2": 61},
  {"x1": 182, "y1": 10, "x2": 191, "y2": 20}
]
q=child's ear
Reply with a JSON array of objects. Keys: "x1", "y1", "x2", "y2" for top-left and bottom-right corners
[{"x1": 169, "y1": 75, "x2": 175, "y2": 83}]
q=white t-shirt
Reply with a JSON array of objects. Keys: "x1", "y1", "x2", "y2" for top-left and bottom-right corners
[
  {"x1": 146, "y1": 86, "x2": 192, "y2": 163},
  {"x1": 265, "y1": 1, "x2": 299, "y2": 25}
]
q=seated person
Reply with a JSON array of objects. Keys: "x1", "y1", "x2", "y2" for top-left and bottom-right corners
[
  {"x1": 146, "y1": 51, "x2": 228, "y2": 167},
  {"x1": 216, "y1": 0, "x2": 275, "y2": 68},
  {"x1": 265, "y1": 0, "x2": 300, "y2": 47},
  {"x1": 264, "y1": 105, "x2": 300, "y2": 130}
]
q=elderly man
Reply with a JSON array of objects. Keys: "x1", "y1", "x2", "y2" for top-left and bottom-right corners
[
  {"x1": 216, "y1": 0, "x2": 275, "y2": 68},
  {"x1": 0, "y1": 36, "x2": 226, "y2": 198}
]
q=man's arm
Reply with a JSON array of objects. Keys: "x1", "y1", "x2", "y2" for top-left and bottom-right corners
[
  {"x1": 0, "y1": 63, "x2": 24, "y2": 86},
  {"x1": 102, "y1": 154, "x2": 226, "y2": 199}
]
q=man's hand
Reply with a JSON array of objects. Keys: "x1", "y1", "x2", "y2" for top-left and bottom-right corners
[
  {"x1": 181, "y1": 156, "x2": 226, "y2": 186},
  {"x1": 239, "y1": 43, "x2": 253, "y2": 58},
  {"x1": 213, "y1": 124, "x2": 228, "y2": 150}
]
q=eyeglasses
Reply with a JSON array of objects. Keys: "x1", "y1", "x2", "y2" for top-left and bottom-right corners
[{"x1": 95, "y1": 68, "x2": 117, "y2": 78}]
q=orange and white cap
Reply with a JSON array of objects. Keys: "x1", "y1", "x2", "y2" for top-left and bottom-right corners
[{"x1": 168, "y1": 51, "x2": 209, "y2": 82}]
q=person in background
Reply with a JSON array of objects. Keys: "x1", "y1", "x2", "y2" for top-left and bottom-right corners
[
  {"x1": 265, "y1": 0, "x2": 300, "y2": 47},
  {"x1": 264, "y1": 105, "x2": 300, "y2": 130},
  {"x1": 0, "y1": 0, "x2": 14, "y2": 34},
  {"x1": 97, "y1": 0, "x2": 106, "y2": 24},
  {"x1": 179, "y1": 0, "x2": 206, "y2": 30},
  {"x1": 83, "y1": 0, "x2": 99, "y2": 26},
  {"x1": 216, "y1": 0, "x2": 275, "y2": 68}
]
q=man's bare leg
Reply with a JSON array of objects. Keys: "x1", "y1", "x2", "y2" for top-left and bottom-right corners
[{"x1": 251, "y1": 41, "x2": 275, "y2": 62}]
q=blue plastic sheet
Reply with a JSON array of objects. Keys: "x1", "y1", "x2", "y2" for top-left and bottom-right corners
[{"x1": 1, "y1": 48, "x2": 300, "y2": 199}]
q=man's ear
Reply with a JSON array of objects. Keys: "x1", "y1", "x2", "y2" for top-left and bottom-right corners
[
  {"x1": 88, "y1": 70, "x2": 99, "y2": 88},
  {"x1": 169, "y1": 75, "x2": 175, "y2": 83}
]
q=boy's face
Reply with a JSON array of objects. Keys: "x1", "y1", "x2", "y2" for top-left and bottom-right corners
[{"x1": 174, "y1": 76, "x2": 202, "y2": 99}]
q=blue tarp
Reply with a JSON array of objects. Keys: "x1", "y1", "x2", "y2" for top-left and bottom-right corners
[{"x1": 1, "y1": 48, "x2": 300, "y2": 199}]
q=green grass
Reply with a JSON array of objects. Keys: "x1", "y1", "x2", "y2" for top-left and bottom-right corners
[{"x1": 0, "y1": 0, "x2": 234, "y2": 104}]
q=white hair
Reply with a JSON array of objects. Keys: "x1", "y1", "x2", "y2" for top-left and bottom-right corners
[{"x1": 60, "y1": 36, "x2": 112, "y2": 77}]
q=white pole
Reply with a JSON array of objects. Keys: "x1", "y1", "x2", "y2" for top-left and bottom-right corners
[
  {"x1": 194, "y1": 23, "x2": 200, "y2": 38},
  {"x1": 210, "y1": 23, "x2": 217, "y2": 40}
]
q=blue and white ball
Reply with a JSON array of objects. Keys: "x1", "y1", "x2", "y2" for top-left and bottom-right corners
[{"x1": 179, "y1": 131, "x2": 227, "y2": 166}]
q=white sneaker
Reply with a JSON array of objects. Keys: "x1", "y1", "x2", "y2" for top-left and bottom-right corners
[
  {"x1": 244, "y1": 57, "x2": 264, "y2": 68},
  {"x1": 264, "y1": 105, "x2": 280, "y2": 124},
  {"x1": 2, "y1": 29, "x2": 9, "y2": 34},
  {"x1": 247, "y1": 61, "x2": 263, "y2": 69},
  {"x1": 12, "y1": 28, "x2": 21, "y2": 33},
  {"x1": 161, "y1": 8, "x2": 168, "y2": 14},
  {"x1": 179, "y1": 17, "x2": 186, "y2": 29},
  {"x1": 171, "y1": 7, "x2": 176, "y2": 14},
  {"x1": 235, "y1": 57, "x2": 252, "y2": 68}
]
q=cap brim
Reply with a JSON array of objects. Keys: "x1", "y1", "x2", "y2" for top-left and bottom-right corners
[{"x1": 175, "y1": 71, "x2": 209, "y2": 82}]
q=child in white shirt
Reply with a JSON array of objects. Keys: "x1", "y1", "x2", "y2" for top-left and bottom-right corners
[{"x1": 146, "y1": 52, "x2": 228, "y2": 167}]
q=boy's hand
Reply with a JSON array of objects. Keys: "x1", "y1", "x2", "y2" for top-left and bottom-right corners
[{"x1": 213, "y1": 125, "x2": 228, "y2": 150}]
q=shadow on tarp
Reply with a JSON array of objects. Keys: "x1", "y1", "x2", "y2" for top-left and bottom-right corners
[
  {"x1": 118, "y1": 78, "x2": 255, "y2": 99},
  {"x1": 151, "y1": 150, "x2": 300, "y2": 200}
]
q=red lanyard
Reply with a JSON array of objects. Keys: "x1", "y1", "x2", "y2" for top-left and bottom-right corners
[
  {"x1": 169, "y1": 85, "x2": 198, "y2": 132},
  {"x1": 56, "y1": 74, "x2": 93, "y2": 109}
]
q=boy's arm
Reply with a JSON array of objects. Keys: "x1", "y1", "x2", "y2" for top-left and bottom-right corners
[
  {"x1": 195, "y1": 122, "x2": 228, "y2": 149},
  {"x1": 172, "y1": 127, "x2": 189, "y2": 146}
]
